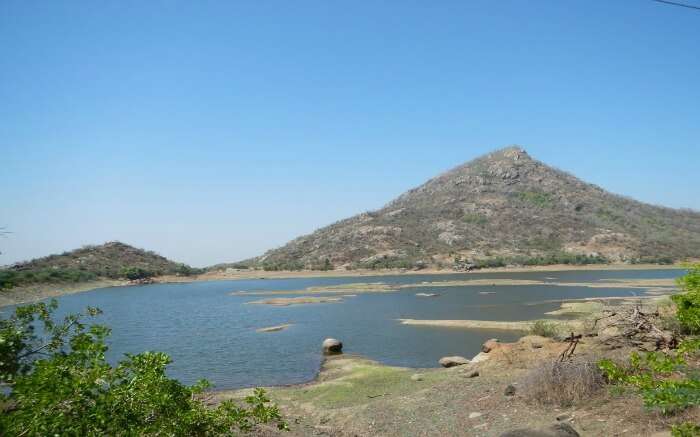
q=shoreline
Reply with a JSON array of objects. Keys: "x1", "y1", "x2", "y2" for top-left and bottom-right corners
[
  {"x1": 189, "y1": 262, "x2": 683, "y2": 282},
  {"x1": 0, "y1": 263, "x2": 683, "y2": 308}
]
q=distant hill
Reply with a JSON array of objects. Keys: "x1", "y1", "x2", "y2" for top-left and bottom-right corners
[
  {"x1": 1, "y1": 241, "x2": 198, "y2": 289},
  {"x1": 243, "y1": 147, "x2": 700, "y2": 271}
]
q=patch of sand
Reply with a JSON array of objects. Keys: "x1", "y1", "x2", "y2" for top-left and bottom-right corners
[
  {"x1": 247, "y1": 296, "x2": 343, "y2": 306},
  {"x1": 230, "y1": 282, "x2": 396, "y2": 296},
  {"x1": 0, "y1": 279, "x2": 127, "y2": 308}
]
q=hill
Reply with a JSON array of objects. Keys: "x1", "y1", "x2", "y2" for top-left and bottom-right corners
[
  {"x1": 244, "y1": 146, "x2": 700, "y2": 271},
  {"x1": 0, "y1": 241, "x2": 198, "y2": 289}
]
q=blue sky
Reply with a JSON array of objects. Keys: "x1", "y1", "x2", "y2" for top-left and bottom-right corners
[{"x1": 1, "y1": 1, "x2": 699, "y2": 267}]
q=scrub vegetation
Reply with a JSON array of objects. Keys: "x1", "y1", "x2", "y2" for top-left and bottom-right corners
[
  {"x1": 0, "y1": 241, "x2": 202, "y2": 290},
  {"x1": 0, "y1": 300, "x2": 286, "y2": 435},
  {"x1": 242, "y1": 148, "x2": 700, "y2": 271},
  {"x1": 597, "y1": 265, "x2": 700, "y2": 434}
]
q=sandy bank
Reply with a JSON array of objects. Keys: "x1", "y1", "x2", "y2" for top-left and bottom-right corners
[
  {"x1": 179, "y1": 262, "x2": 684, "y2": 282},
  {"x1": 247, "y1": 296, "x2": 344, "y2": 306},
  {"x1": 0, "y1": 279, "x2": 127, "y2": 308}
]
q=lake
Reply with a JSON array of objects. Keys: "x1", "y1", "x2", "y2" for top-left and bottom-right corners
[{"x1": 2, "y1": 268, "x2": 683, "y2": 389}]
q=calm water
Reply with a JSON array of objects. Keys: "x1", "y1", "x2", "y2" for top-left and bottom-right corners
[{"x1": 2, "y1": 269, "x2": 683, "y2": 389}]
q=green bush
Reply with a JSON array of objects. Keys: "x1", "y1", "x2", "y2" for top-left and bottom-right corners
[
  {"x1": 173, "y1": 263, "x2": 205, "y2": 276},
  {"x1": 672, "y1": 265, "x2": 700, "y2": 334},
  {"x1": 120, "y1": 266, "x2": 155, "y2": 280},
  {"x1": 0, "y1": 270, "x2": 18, "y2": 289},
  {"x1": 0, "y1": 300, "x2": 287, "y2": 435},
  {"x1": 0, "y1": 268, "x2": 97, "y2": 290},
  {"x1": 518, "y1": 191, "x2": 553, "y2": 208},
  {"x1": 262, "y1": 260, "x2": 304, "y2": 271},
  {"x1": 597, "y1": 265, "x2": 700, "y2": 423},
  {"x1": 672, "y1": 422, "x2": 700, "y2": 437},
  {"x1": 529, "y1": 320, "x2": 559, "y2": 338},
  {"x1": 598, "y1": 338, "x2": 700, "y2": 414}
]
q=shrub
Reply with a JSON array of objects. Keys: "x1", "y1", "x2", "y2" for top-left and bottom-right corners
[
  {"x1": 462, "y1": 213, "x2": 488, "y2": 225},
  {"x1": 0, "y1": 300, "x2": 287, "y2": 434},
  {"x1": 120, "y1": 266, "x2": 155, "y2": 280},
  {"x1": 672, "y1": 422, "x2": 700, "y2": 437},
  {"x1": 518, "y1": 191, "x2": 553, "y2": 208},
  {"x1": 672, "y1": 264, "x2": 700, "y2": 334},
  {"x1": 522, "y1": 359, "x2": 605, "y2": 406},
  {"x1": 262, "y1": 260, "x2": 304, "y2": 271},
  {"x1": 598, "y1": 338, "x2": 700, "y2": 414},
  {"x1": 0, "y1": 268, "x2": 97, "y2": 290},
  {"x1": 173, "y1": 263, "x2": 204, "y2": 276},
  {"x1": 529, "y1": 320, "x2": 560, "y2": 338}
]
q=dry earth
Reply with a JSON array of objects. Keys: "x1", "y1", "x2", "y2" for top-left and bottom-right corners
[{"x1": 215, "y1": 296, "x2": 698, "y2": 437}]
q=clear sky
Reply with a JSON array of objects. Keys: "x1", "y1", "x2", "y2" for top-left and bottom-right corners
[{"x1": 1, "y1": 1, "x2": 699, "y2": 267}]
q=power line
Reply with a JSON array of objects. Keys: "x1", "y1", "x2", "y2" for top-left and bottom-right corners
[{"x1": 652, "y1": 0, "x2": 700, "y2": 10}]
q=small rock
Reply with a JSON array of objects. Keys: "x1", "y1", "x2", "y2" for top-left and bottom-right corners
[
  {"x1": 556, "y1": 414, "x2": 570, "y2": 422},
  {"x1": 465, "y1": 370, "x2": 480, "y2": 378},
  {"x1": 482, "y1": 338, "x2": 500, "y2": 353},
  {"x1": 438, "y1": 356, "x2": 470, "y2": 367},
  {"x1": 504, "y1": 384, "x2": 517, "y2": 396},
  {"x1": 469, "y1": 412, "x2": 483, "y2": 419},
  {"x1": 410, "y1": 373, "x2": 423, "y2": 381},
  {"x1": 322, "y1": 338, "x2": 343, "y2": 355}
]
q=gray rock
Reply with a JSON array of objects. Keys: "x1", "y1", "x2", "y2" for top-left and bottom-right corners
[
  {"x1": 468, "y1": 412, "x2": 482, "y2": 419},
  {"x1": 410, "y1": 373, "x2": 423, "y2": 381},
  {"x1": 322, "y1": 338, "x2": 343, "y2": 355},
  {"x1": 464, "y1": 370, "x2": 480, "y2": 378},
  {"x1": 504, "y1": 384, "x2": 516, "y2": 396},
  {"x1": 438, "y1": 356, "x2": 470, "y2": 368}
]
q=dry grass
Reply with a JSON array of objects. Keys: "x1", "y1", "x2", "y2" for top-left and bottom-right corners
[
  {"x1": 528, "y1": 320, "x2": 560, "y2": 338},
  {"x1": 522, "y1": 359, "x2": 605, "y2": 407}
]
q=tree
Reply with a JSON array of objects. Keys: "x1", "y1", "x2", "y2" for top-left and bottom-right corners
[
  {"x1": 120, "y1": 266, "x2": 155, "y2": 280},
  {"x1": 0, "y1": 300, "x2": 287, "y2": 435}
]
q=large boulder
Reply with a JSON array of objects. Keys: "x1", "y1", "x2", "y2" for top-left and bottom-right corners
[
  {"x1": 481, "y1": 338, "x2": 501, "y2": 353},
  {"x1": 322, "y1": 338, "x2": 343, "y2": 355},
  {"x1": 438, "y1": 356, "x2": 470, "y2": 368}
]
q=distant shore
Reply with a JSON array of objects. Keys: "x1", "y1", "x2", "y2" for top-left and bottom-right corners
[
  {"x1": 0, "y1": 279, "x2": 127, "y2": 309},
  {"x1": 0, "y1": 263, "x2": 684, "y2": 309},
  {"x1": 174, "y1": 262, "x2": 684, "y2": 282}
]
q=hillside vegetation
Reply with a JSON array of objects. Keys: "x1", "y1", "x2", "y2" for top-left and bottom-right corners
[
  {"x1": 0, "y1": 242, "x2": 199, "y2": 289},
  {"x1": 245, "y1": 147, "x2": 700, "y2": 271}
]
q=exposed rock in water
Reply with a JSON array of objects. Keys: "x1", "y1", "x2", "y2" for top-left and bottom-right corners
[
  {"x1": 256, "y1": 324, "x2": 293, "y2": 333},
  {"x1": 438, "y1": 356, "x2": 470, "y2": 367},
  {"x1": 322, "y1": 338, "x2": 343, "y2": 355},
  {"x1": 415, "y1": 292, "x2": 439, "y2": 297}
]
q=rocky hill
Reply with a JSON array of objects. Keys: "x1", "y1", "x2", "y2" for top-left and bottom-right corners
[
  {"x1": 246, "y1": 147, "x2": 700, "y2": 270},
  {"x1": 1, "y1": 241, "x2": 197, "y2": 289}
]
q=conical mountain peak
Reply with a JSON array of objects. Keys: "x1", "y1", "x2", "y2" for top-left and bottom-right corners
[{"x1": 240, "y1": 147, "x2": 700, "y2": 271}]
